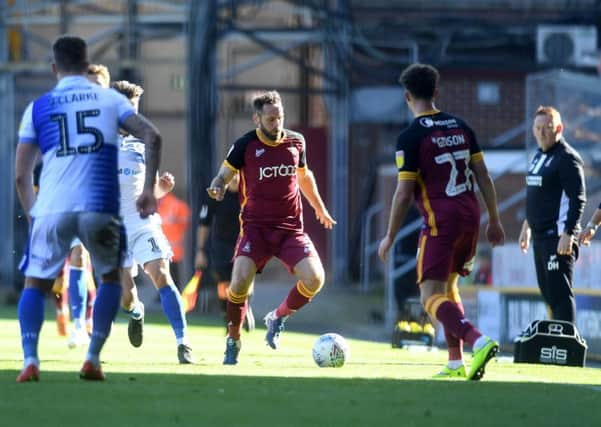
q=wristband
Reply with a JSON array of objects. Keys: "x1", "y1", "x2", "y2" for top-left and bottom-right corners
[{"x1": 587, "y1": 222, "x2": 599, "y2": 232}]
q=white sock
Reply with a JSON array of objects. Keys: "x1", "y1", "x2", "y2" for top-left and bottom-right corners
[
  {"x1": 447, "y1": 359, "x2": 463, "y2": 369},
  {"x1": 473, "y1": 335, "x2": 489, "y2": 352},
  {"x1": 131, "y1": 301, "x2": 144, "y2": 320},
  {"x1": 24, "y1": 357, "x2": 39, "y2": 368},
  {"x1": 85, "y1": 353, "x2": 100, "y2": 367},
  {"x1": 176, "y1": 337, "x2": 188, "y2": 346}
]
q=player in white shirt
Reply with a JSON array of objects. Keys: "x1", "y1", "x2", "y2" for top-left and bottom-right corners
[
  {"x1": 15, "y1": 36, "x2": 162, "y2": 382},
  {"x1": 112, "y1": 80, "x2": 193, "y2": 364}
]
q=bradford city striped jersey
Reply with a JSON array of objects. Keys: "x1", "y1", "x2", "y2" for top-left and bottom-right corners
[
  {"x1": 395, "y1": 110, "x2": 482, "y2": 235},
  {"x1": 224, "y1": 128, "x2": 307, "y2": 231}
]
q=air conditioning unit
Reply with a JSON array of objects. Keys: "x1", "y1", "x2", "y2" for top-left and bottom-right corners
[{"x1": 537, "y1": 25, "x2": 598, "y2": 67}]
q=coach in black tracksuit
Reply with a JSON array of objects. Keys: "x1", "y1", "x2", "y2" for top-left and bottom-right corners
[{"x1": 519, "y1": 106, "x2": 585, "y2": 323}]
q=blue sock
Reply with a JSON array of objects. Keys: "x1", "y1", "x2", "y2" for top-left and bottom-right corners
[
  {"x1": 159, "y1": 284, "x2": 187, "y2": 341},
  {"x1": 18, "y1": 288, "x2": 45, "y2": 361},
  {"x1": 68, "y1": 267, "x2": 87, "y2": 329},
  {"x1": 87, "y1": 282, "x2": 121, "y2": 362}
]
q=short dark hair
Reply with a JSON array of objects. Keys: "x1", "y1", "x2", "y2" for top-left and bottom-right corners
[
  {"x1": 252, "y1": 90, "x2": 282, "y2": 113},
  {"x1": 53, "y1": 35, "x2": 89, "y2": 73},
  {"x1": 111, "y1": 80, "x2": 144, "y2": 99},
  {"x1": 398, "y1": 63, "x2": 439, "y2": 101}
]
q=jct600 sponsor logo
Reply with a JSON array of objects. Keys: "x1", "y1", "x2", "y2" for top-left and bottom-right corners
[{"x1": 259, "y1": 164, "x2": 296, "y2": 180}]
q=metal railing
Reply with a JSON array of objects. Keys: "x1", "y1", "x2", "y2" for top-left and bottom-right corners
[
  {"x1": 381, "y1": 187, "x2": 528, "y2": 327},
  {"x1": 359, "y1": 202, "x2": 382, "y2": 294},
  {"x1": 383, "y1": 216, "x2": 424, "y2": 327}
]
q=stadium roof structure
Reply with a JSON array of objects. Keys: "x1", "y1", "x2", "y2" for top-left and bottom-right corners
[
  {"x1": 350, "y1": 0, "x2": 599, "y2": 12},
  {"x1": 346, "y1": 0, "x2": 601, "y2": 74}
]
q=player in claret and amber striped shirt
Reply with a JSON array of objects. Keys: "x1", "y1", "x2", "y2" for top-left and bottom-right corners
[
  {"x1": 207, "y1": 90, "x2": 335, "y2": 365},
  {"x1": 378, "y1": 64, "x2": 505, "y2": 381}
]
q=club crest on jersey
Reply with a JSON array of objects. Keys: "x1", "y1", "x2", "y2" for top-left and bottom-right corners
[
  {"x1": 255, "y1": 148, "x2": 265, "y2": 157},
  {"x1": 395, "y1": 150, "x2": 405, "y2": 169},
  {"x1": 242, "y1": 242, "x2": 251, "y2": 253}
]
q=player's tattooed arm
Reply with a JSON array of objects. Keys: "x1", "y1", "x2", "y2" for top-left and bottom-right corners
[
  {"x1": 121, "y1": 113, "x2": 162, "y2": 190},
  {"x1": 207, "y1": 165, "x2": 236, "y2": 201}
]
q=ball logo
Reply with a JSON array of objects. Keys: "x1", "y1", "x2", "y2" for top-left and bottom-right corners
[
  {"x1": 419, "y1": 117, "x2": 434, "y2": 127},
  {"x1": 329, "y1": 343, "x2": 345, "y2": 366}
]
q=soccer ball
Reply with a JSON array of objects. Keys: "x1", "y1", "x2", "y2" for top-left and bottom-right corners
[{"x1": 312, "y1": 333, "x2": 350, "y2": 368}]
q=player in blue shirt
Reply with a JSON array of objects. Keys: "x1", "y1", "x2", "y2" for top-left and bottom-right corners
[{"x1": 15, "y1": 35, "x2": 162, "y2": 382}]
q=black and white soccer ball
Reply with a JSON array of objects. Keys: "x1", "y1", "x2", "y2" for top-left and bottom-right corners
[{"x1": 312, "y1": 333, "x2": 350, "y2": 368}]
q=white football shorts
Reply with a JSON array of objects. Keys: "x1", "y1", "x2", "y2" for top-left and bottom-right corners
[
  {"x1": 122, "y1": 223, "x2": 173, "y2": 275},
  {"x1": 20, "y1": 212, "x2": 125, "y2": 279}
]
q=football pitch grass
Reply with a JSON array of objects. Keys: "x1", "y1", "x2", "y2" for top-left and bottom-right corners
[{"x1": 1, "y1": 306, "x2": 601, "y2": 427}]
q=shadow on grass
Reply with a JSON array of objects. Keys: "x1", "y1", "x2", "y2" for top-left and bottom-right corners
[{"x1": 1, "y1": 369, "x2": 601, "y2": 427}]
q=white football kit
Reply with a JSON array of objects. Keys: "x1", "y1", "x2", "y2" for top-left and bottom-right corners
[
  {"x1": 119, "y1": 135, "x2": 172, "y2": 273},
  {"x1": 18, "y1": 75, "x2": 135, "y2": 278}
]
